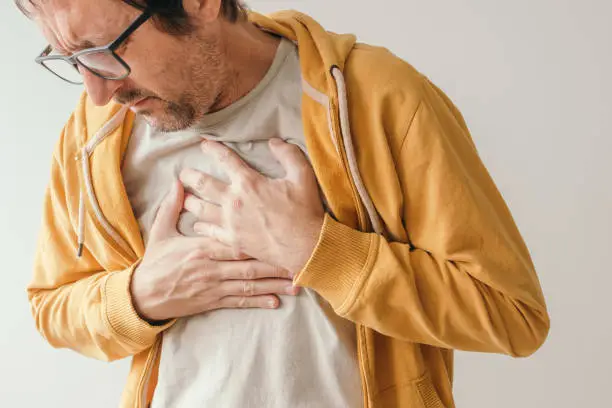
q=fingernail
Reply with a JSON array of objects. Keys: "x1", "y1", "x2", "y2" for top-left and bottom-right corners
[
  {"x1": 269, "y1": 138, "x2": 283, "y2": 146},
  {"x1": 268, "y1": 298, "x2": 278, "y2": 308},
  {"x1": 286, "y1": 285, "x2": 300, "y2": 295}
]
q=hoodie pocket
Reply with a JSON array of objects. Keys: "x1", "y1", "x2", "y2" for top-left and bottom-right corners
[
  {"x1": 415, "y1": 373, "x2": 446, "y2": 408},
  {"x1": 375, "y1": 372, "x2": 449, "y2": 408}
]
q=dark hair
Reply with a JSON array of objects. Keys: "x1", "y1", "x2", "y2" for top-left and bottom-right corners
[
  {"x1": 15, "y1": 0, "x2": 247, "y2": 34},
  {"x1": 124, "y1": 0, "x2": 247, "y2": 34}
]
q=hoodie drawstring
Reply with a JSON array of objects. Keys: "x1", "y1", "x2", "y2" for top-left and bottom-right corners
[
  {"x1": 77, "y1": 187, "x2": 85, "y2": 257},
  {"x1": 330, "y1": 66, "x2": 385, "y2": 236},
  {"x1": 75, "y1": 106, "x2": 132, "y2": 258}
]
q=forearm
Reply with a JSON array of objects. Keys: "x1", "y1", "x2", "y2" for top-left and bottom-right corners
[
  {"x1": 28, "y1": 263, "x2": 172, "y2": 362},
  {"x1": 295, "y1": 214, "x2": 550, "y2": 357}
]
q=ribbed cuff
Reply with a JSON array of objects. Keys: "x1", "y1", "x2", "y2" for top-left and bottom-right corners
[
  {"x1": 294, "y1": 213, "x2": 377, "y2": 315},
  {"x1": 103, "y1": 263, "x2": 174, "y2": 347}
]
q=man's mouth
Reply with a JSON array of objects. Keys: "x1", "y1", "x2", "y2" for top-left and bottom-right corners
[
  {"x1": 129, "y1": 97, "x2": 154, "y2": 112},
  {"x1": 132, "y1": 97, "x2": 150, "y2": 106}
]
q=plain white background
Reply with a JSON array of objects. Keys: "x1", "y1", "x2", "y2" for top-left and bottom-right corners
[{"x1": 0, "y1": 0, "x2": 610, "y2": 407}]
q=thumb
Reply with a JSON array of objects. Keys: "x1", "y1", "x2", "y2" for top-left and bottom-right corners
[
  {"x1": 269, "y1": 138, "x2": 311, "y2": 182},
  {"x1": 149, "y1": 180, "x2": 184, "y2": 242}
]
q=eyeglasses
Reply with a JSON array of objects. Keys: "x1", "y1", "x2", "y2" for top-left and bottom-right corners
[{"x1": 35, "y1": 9, "x2": 152, "y2": 85}]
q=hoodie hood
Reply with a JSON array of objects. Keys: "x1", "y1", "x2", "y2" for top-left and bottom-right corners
[{"x1": 249, "y1": 10, "x2": 358, "y2": 86}]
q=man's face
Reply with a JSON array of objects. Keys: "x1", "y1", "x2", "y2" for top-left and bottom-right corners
[{"x1": 32, "y1": 0, "x2": 227, "y2": 131}]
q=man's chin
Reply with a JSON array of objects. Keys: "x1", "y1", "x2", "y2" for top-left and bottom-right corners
[
  {"x1": 137, "y1": 110, "x2": 192, "y2": 133},
  {"x1": 129, "y1": 98, "x2": 195, "y2": 132}
]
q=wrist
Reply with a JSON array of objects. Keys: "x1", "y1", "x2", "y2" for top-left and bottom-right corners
[
  {"x1": 129, "y1": 264, "x2": 168, "y2": 324},
  {"x1": 287, "y1": 214, "x2": 325, "y2": 276}
]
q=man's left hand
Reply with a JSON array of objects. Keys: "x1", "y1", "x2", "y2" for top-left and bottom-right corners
[{"x1": 180, "y1": 138, "x2": 325, "y2": 276}]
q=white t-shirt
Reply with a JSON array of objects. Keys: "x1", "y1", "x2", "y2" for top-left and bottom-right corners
[{"x1": 122, "y1": 38, "x2": 363, "y2": 408}]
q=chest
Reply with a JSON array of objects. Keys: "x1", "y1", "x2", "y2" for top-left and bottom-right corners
[{"x1": 121, "y1": 102, "x2": 308, "y2": 243}]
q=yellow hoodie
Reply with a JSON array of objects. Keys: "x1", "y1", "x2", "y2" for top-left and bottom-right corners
[{"x1": 28, "y1": 10, "x2": 549, "y2": 408}]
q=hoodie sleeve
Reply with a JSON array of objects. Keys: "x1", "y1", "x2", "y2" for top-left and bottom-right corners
[
  {"x1": 27, "y1": 136, "x2": 172, "y2": 362},
  {"x1": 294, "y1": 80, "x2": 550, "y2": 357}
]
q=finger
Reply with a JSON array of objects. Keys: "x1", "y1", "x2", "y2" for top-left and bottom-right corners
[
  {"x1": 217, "y1": 295, "x2": 280, "y2": 310},
  {"x1": 179, "y1": 168, "x2": 226, "y2": 204},
  {"x1": 220, "y1": 279, "x2": 300, "y2": 298},
  {"x1": 268, "y1": 138, "x2": 313, "y2": 182},
  {"x1": 185, "y1": 236, "x2": 251, "y2": 261},
  {"x1": 215, "y1": 260, "x2": 293, "y2": 280},
  {"x1": 193, "y1": 222, "x2": 232, "y2": 246},
  {"x1": 184, "y1": 194, "x2": 223, "y2": 225},
  {"x1": 149, "y1": 180, "x2": 184, "y2": 242},
  {"x1": 201, "y1": 139, "x2": 259, "y2": 184}
]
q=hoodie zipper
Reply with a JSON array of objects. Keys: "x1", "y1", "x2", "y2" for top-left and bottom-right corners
[
  {"x1": 328, "y1": 66, "x2": 386, "y2": 408},
  {"x1": 137, "y1": 338, "x2": 161, "y2": 408}
]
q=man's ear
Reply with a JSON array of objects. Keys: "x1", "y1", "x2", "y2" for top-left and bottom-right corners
[{"x1": 182, "y1": 0, "x2": 222, "y2": 23}]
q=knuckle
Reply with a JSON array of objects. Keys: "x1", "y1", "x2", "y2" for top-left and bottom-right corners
[
  {"x1": 195, "y1": 175, "x2": 209, "y2": 193},
  {"x1": 207, "y1": 247, "x2": 220, "y2": 260},
  {"x1": 237, "y1": 175, "x2": 257, "y2": 192},
  {"x1": 200, "y1": 271, "x2": 211, "y2": 283},
  {"x1": 188, "y1": 249, "x2": 207, "y2": 261},
  {"x1": 208, "y1": 244, "x2": 227, "y2": 261},
  {"x1": 197, "y1": 201, "x2": 208, "y2": 219},
  {"x1": 237, "y1": 296, "x2": 248, "y2": 308},
  {"x1": 207, "y1": 226, "x2": 216, "y2": 240},
  {"x1": 242, "y1": 280, "x2": 255, "y2": 296},
  {"x1": 200, "y1": 266, "x2": 214, "y2": 283},
  {"x1": 218, "y1": 148, "x2": 232, "y2": 163},
  {"x1": 243, "y1": 265, "x2": 256, "y2": 280}
]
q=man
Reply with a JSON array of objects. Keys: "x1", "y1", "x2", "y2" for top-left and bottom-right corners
[{"x1": 20, "y1": 0, "x2": 550, "y2": 407}]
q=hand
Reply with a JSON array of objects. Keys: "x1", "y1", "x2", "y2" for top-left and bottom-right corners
[
  {"x1": 130, "y1": 180, "x2": 299, "y2": 322},
  {"x1": 179, "y1": 138, "x2": 325, "y2": 275}
]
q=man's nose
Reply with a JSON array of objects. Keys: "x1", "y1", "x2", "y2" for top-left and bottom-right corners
[{"x1": 81, "y1": 68, "x2": 122, "y2": 106}]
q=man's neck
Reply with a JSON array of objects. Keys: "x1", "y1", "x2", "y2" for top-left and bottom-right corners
[{"x1": 210, "y1": 21, "x2": 281, "y2": 113}]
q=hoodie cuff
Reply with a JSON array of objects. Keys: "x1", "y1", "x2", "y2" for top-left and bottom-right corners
[
  {"x1": 294, "y1": 213, "x2": 378, "y2": 315},
  {"x1": 103, "y1": 262, "x2": 174, "y2": 347}
]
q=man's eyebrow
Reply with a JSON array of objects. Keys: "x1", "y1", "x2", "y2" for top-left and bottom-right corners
[
  {"x1": 68, "y1": 40, "x2": 99, "y2": 53},
  {"x1": 56, "y1": 39, "x2": 106, "y2": 55}
]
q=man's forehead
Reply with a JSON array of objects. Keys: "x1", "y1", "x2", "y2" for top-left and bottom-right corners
[{"x1": 34, "y1": 0, "x2": 135, "y2": 51}]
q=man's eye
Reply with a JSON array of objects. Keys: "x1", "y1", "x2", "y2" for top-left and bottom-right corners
[
  {"x1": 49, "y1": 48, "x2": 69, "y2": 57},
  {"x1": 115, "y1": 38, "x2": 131, "y2": 55}
]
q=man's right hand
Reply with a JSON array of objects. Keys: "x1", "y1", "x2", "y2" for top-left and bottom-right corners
[{"x1": 130, "y1": 180, "x2": 298, "y2": 322}]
